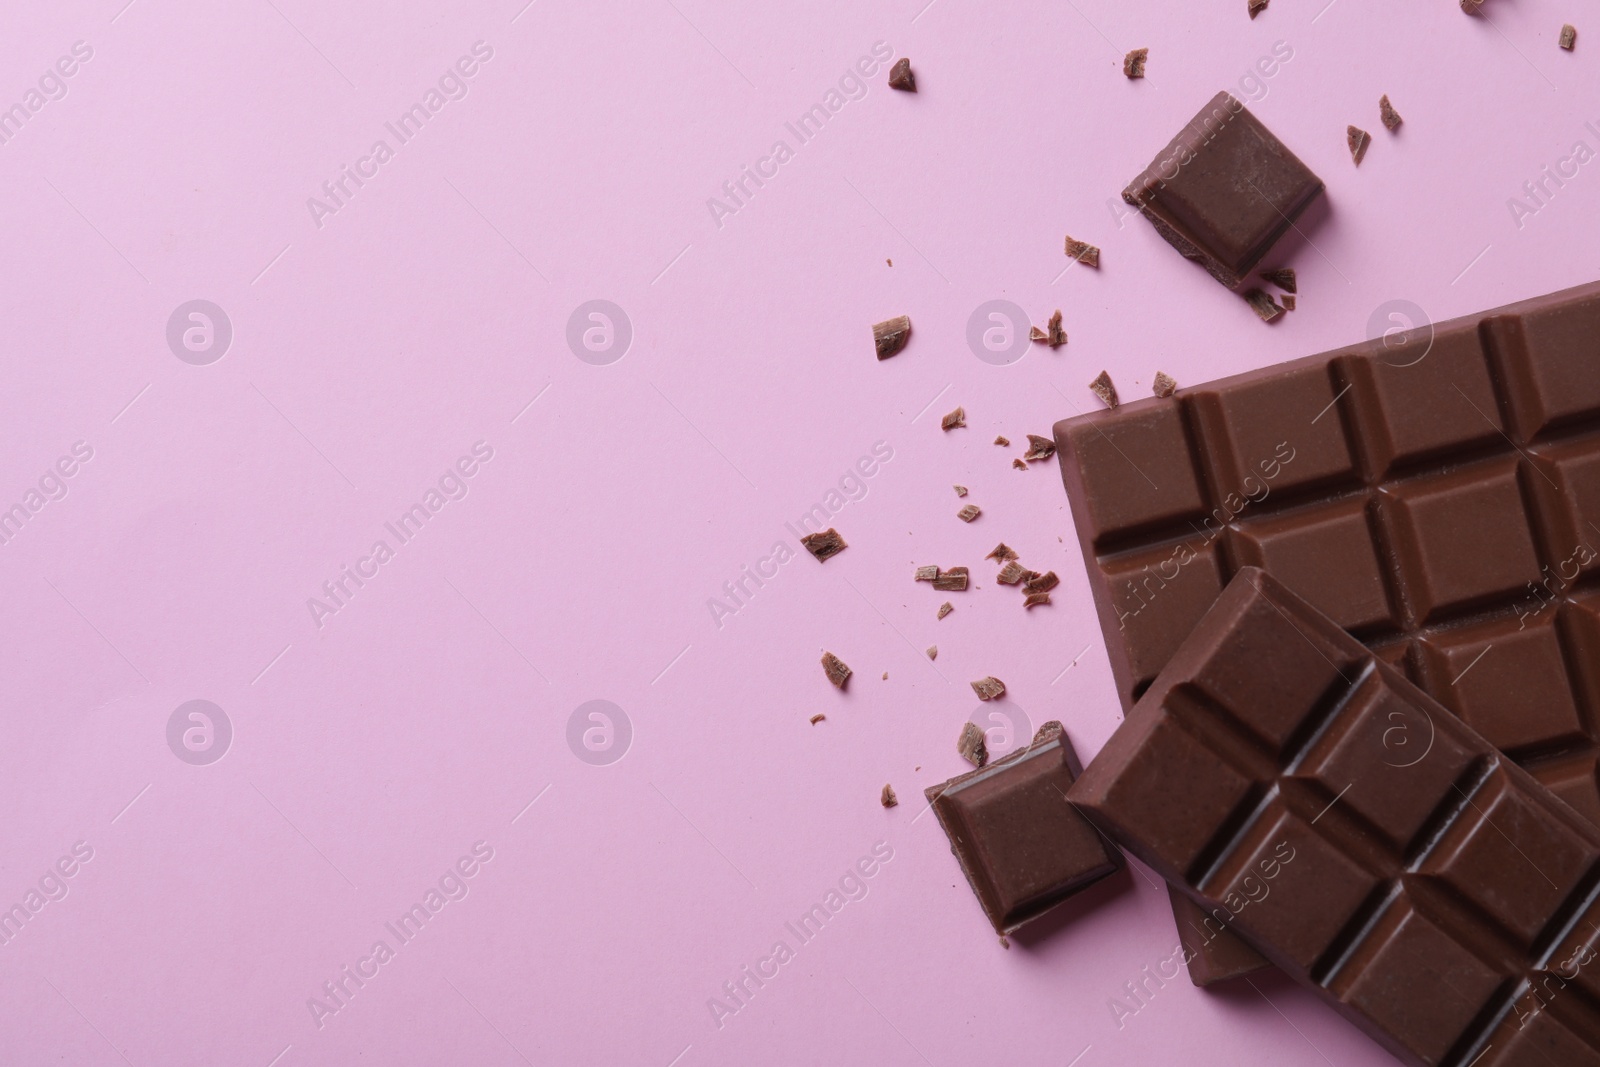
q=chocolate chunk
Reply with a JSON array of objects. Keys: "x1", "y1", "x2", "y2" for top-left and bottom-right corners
[
  {"x1": 1023, "y1": 570, "x2": 1059, "y2": 595},
  {"x1": 1281, "y1": 293, "x2": 1296, "y2": 311},
  {"x1": 928, "y1": 721, "x2": 1121, "y2": 934},
  {"x1": 1030, "y1": 326, "x2": 1048, "y2": 342},
  {"x1": 1561, "y1": 23, "x2": 1578, "y2": 49},
  {"x1": 873, "y1": 315, "x2": 912, "y2": 359},
  {"x1": 970, "y1": 676, "x2": 1006, "y2": 701},
  {"x1": 1259, "y1": 267, "x2": 1297, "y2": 292},
  {"x1": 821, "y1": 652, "x2": 851, "y2": 689},
  {"x1": 1248, "y1": 0, "x2": 1268, "y2": 16},
  {"x1": 1123, "y1": 47, "x2": 1147, "y2": 78},
  {"x1": 809, "y1": 713, "x2": 826, "y2": 724},
  {"x1": 1023, "y1": 591, "x2": 1052, "y2": 609},
  {"x1": 957, "y1": 504, "x2": 982, "y2": 523},
  {"x1": 956, "y1": 721, "x2": 989, "y2": 767},
  {"x1": 1047, "y1": 309, "x2": 1067, "y2": 348},
  {"x1": 997, "y1": 560, "x2": 1028, "y2": 585},
  {"x1": 1378, "y1": 94, "x2": 1403, "y2": 131},
  {"x1": 942, "y1": 407, "x2": 966, "y2": 431},
  {"x1": 993, "y1": 435, "x2": 1010, "y2": 446},
  {"x1": 880, "y1": 783, "x2": 898, "y2": 807},
  {"x1": 954, "y1": 484, "x2": 968, "y2": 497},
  {"x1": 915, "y1": 564, "x2": 940, "y2": 582},
  {"x1": 1022, "y1": 434, "x2": 1057, "y2": 462},
  {"x1": 1347, "y1": 124, "x2": 1371, "y2": 165},
  {"x1": 926, "y1": 645, "x2": 937, "y2": 660},
  {"x1": 1089, "y1": 370, "x2": 1119, "y2": 408},
  {"x1": 932, "y1": 567, "x2": 969, "y2": 592},
  {"x1": 800, "y1": 528, "x2": 847, "y2": 562},
  {"x1": 985, "y1": 543, "x2": 1019, "y2": 562},
  {"x1": 1153, "y1": 371, "x2": 1178, "y2": 398},
  {"x1": 937, "y1": 601, "x2": 953, "y2": 619},
  {"x1": 1123, "y1": 92, "x2": 1323, "y2": 289},
  {"x1": 1071, "y1": 569, "x2": 1600, "y2": 1067},
  {"x1": 1064, "y1": 236, "x2": 1101, "y2": 267},
  {"x1": 1243, "y1": 288, "x2": 1283, "y2": 322},
  {"x1": 888, "y1": 57, "x2": 916, "y2": 92}
]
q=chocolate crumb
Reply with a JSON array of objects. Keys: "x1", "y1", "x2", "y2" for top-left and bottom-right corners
[
  {"x1": 957, "y1": 721, "x2": 989, "y2": 767},
  {"x1": 1047, "y1": 309, "x2": 1068, "y2": 349},
  {"x1": 941, "y1": 407, "x2": 966, "y2": 431},
  {"x1": 1248, "y1": 0, "x2": 1269, "y2": 16},
  {"x1": 926, "y1": 645, "x2": 937, "y2": 660},
  {"x1": 1029, "y1": 326, "x2": 1048, "y2": 343},
  {"x1": 822, "y1": 652, "x2": 852, "y2": 689},
  {"x1": 953, "y1": 484, "x2": 968, "y2": 497},
  {"x1": 985, "y1": 543, "x2": 1019, "y2": 562},
  {"x1": 872, "y1": 315, "x2": 912, "y2": 359},
  {"x1": 1022, "y1": 434, "x2": 1056, "y2": 462},
  {"x1": 915, "y1": 564, "x2": 939, "y2": 582},
  {"x1": 997, "y1": 560, "x2": 1028, "y2": 585},
  {"x1": 1012, "y1": 458, "x2": 1027, "y2": 470},
  {"x1": 937, "y1": 601, "x2": 953, "y2": 619},
  {"x1": 1259, "y1": 267, "x2": 1297, "y2": 292},
  {"x1": 933, "y1": 567, "x2": 969, "y2": 591},
  {"x1": 1024, "y1": 591, "x2": 1053, "y2": 609},
  {"x1": 882, "y1": 672, "x2": 888, "y2": 680},
  {"x1": 993, "y1": 435, "x2": 1010, "y2": 446},
  {"x1": 1153, "y1": 371, "x2": 1178, "y2": 398},
  {"x1": 1000, "y1": 935, "x2": 1011, "y2": 949},
  {"x1": 1089, "y1": 370, "x2": 1119, "y2": 409},
  {"x1": 1017, "y1": 568, "x2": 1041, "y2": 584},
  {"x1": 1461, "y1": 0, "x2": 1488, "y2": 14},
  {"x1": 888, "y1": 57, "x2": 916, "y2": 92},
  {"x1": 886, "y1": 258, "x2": 892, "y2": 266},
  {"x1": 1244, "y1": 289, "x2": 1285, "y2": 323},
  {"x1": 1561, "y1": 23, "x2": 1577, "y2": 49},
  {"x1": 800, "y1": 528, "x2": 848, "y2": 563},
  {"x1": 1347, "y1": 125, "x2": 1371, "y2": 165},
  {"x1": 1123, "y1": 48, "x2": 1147, "y2": 78},
  {"x1": 881, "y1": 783, "x2": 898, "y2": 807},
  {"x1": 970, "y1": 676, "x2": 1006, "y2": 702},
  {"x1": 1024, "y1": 570, "x2": 1059, "y2": 595},
  {"x1": 1282, "y1": 294, "x2": 1297, "y2": 312},
  {"x1": 957, "y1": 504, "x2": 982, "y2": 523},
  {"x1": 1064, "y1": 236, "x2": 1101, "y2": 267},
  {"x1": 1379, "y1": 95, "x2": 1403, "y2": 131},
  {"x1": 809, "y1": 713, "x2": 825, "y2": 724}
]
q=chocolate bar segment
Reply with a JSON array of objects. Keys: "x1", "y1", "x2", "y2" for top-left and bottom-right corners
[
  {"x1": 1122, "y1": 92, "x2": 1324, "y2": 289},
  {"x1": 1070, "y1": 569, "x2": 1600, "y2": 1066},
  {"x1": 928, "y1": 721, "x2": 1122, "y2": 935}
]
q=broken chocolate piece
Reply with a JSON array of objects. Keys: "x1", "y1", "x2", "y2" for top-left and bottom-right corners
[
  {"x1": 881, "y1": 784, "x2": 898, "y2": 807},
  {"x1": 970, "y1": 676, "x2": 1006, "y2": 701},
  {"x1": 957, "y1": 504, "x2": 981, "y2": 523},
  {"x1": 888, "y1": 57, "x2": 916, "y2": 92},
  {"x1": 800, "y1": 528, "x2": 848, "y2": 562},
  {"x1": 932, "y1": 567, "x2": 969, "y2": 592},
  {"x1": 942, "y1": 407, "x2": 966, "y2": 431},
  {"x1": 956, "y1": 721, "x2": 989, "y2": 767},
  {"x1": 1012, "y1": 459, "x2": 1026, "y2": 470},
  {"x1": 1152, "y1": 371, "x2": 1177, "y2": 398},
  {"x1": 1248, "y1": 0, "x2": 1269, "y2": 16},
  {"x1": 1023, "y1": 591, "x2": 1052, "y2": 609},
  {"x1": 993, "y1": 435, "x2": 1009, "y2": 446},
  {"x1": 997, "y1": 560, "x2": 1028, "y2": 585},
  {"x1": 1379, "y1": 94, "x2": 1402, "y2": 131},
  {"x1": 953, "y1": 484, "x2": 968, "y2": 497},
  {"x1": 937, "y1": 601, "x2": 953, "y2": 619},
  {"x1": 1347, "y1": 124, "x2": 1371, "y2": 165},
  {"x1": 1258, "y1": 267, "x2": 1297, "y2": 292},
  {"x1": 872, "y1": 315, "x2": 912, "y2": 359},
  {"x1": 821, "y1": 652, "x2": 851, "y2": 689},
  {"x1": 1022, "y1": 434, "x2": 1056, "y2": 462},
  {"x1": 1561, "y1": 23, "x2": 1577, "y2": 49},
  {"x1": 1064, "y1": 236, "x2": 1101, "y2": 267},
  {"x1": 915, "y1": 564, "x2": 939, "y2": 582},
  {"x1": 985, "y1": 543, "x2": 1019, "y2": 562},
  {"x1": 926, "y1": 645, "x2": 937, "y2": 660},
  {"x1": 1243, "y1": 288, "x2": 1283, "y2": 323},
  {"x1": 1089, "y1": 370, "x2": 1119, "y2": 408},
  {"x1": 1123, "y1": 48, "x2": 1147, "y2": 78},
  {"x1": 1047, "y1": 309, "x2": 1067, "y2": 348},
  {"x1": 1281, "y1": 293, "x2": 1296, "y2": 311},
  {"x1": 809, "y1": 713, "x2": 825, "y2": 724},
  {"x1": 1029, "y1": 326, "x2": 1048, "y2": 342},
  {"x1": 1023, "y1": 571, "x2": 1059, "y2": 595}
]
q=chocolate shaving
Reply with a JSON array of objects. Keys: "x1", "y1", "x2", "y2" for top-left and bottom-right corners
[
  {"x1": 1123, "y1": 48, "x2": 1147, "y2": 78},
  {"x1": 941, "y1": 407, "x2": 966, "y2": 431},
  {"x1": 926, "y1": 645, "x2": 937, "y2": 660},
  {"x1": 957, "y1": 721, "x2": 989, "y2": 767},
  {"x1": 1244, "y1": 289, "x2": 1285, "y2": 323},
  {"x1": 888, "y1": 57, "x2": 916, "y2": 92},
  {"x1": 915, "y1": 564, "x2": 939, "y2": 582},
  {"x1": 953, "y1": 484, "x2": 968, "y2": 497},
  {"x1": 1029, "y1": 326, "x2": 1048, "y2": 342},
  {"x1": 993, "y1": 435, "x2": 1010, "y2": 446},
  {"x1": 821, "y1": 652, "x2": 852, "y2": 689},
  {"x1": 1064, "y1": 236, "x2": 1101, "y2": 268},
  {"x1": 1248, "y1": 0, "x2": 1269, "y2": 17},
  {"x1": 800, "y1": 528, "x2": 847, "y2": 563},
  {"x1": 970, "y1": 676, "x2": 1006, "y2": 702},
  {"x1": 1561, "y1": 23, "x2": 1577, "y2": 49},
  {"x1": 957, "y1": 504, "x2": 982, "y2": 523},
  {"x1": 1047, "y1": 309, "x2": 1068, "y2": 349},
  {"x1": 881, "y1": 783, "x2": 899, "y2": 807},
  {"x1": 1012, "y1": 459, "x2": 1027, "y2": 470},
  {"x1": 1089, "y1": 370, "x2": 1120, "y2": 409},
  {"x1": 1024, "y1": 570, "x2": 1059, "y2": 595},
  {"x1": 1379, "y1": 95, "x2": 1403, "y2": 131},
  {"x1": 1347, "y1": 125, "x2": 1371, "y2": 165},
  {"x1": 932, "y1": 567, "x2": 969, "y2": 592},
  {"x1": 985, "y1": 543, "x2": 1019, "y2": 562},
  {"x1": 1282, "y1": 294, "x2": 1297, "y2": 312},
  {"x1": 872, "y1": 315, "x2": 912, "y2": 359},
  {"x1": 1022, "y1": 434, "x2": 1056, "y2": 462},
  {"x1": 809, "y1": 713, "x2": 825, "y2": 724},
  {"x1": 1153, "y1": 371, "x2": 1178, "y2": 398},
  {"x1": 997, "y1": 560, "x2": 1028, "y2": 585},
  {"x1": 937, "y1": 601, "x2": 953, "y2": 619},
  {"x1": 1024, "y1": 591, "x2": 1052, "y2": 609},
  {"x1": 1259, "y1": 267, "x2": 1297, "y2": 292}
]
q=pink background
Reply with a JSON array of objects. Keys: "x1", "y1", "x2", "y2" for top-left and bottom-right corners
[{"x1": 1, "y1": 0, "x2": 1596, "y2": 1063}]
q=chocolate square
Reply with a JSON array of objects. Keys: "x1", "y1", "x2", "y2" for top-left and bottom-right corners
[{"x1": 1230, "y1": 498, "x2": 1393, "y2": 632}]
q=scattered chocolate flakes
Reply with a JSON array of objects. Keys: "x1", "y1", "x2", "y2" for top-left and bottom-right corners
[
  {"x1": 993, "y1": 435, "x2": 1010, "y2": 446},
  {"x1": 1029, "y1": 326, "x2": 1048, "y2": 343},
  {"x1": 953, "y1": 484, "x2": 968, "y2": 497},
  {"x1": 957, "y1": 721, "x2": 989, "y2": 767},
  {"x1": 1047, "y1": 309, "x2": 1068, "y2": 349},
  {"x1": 888, "y1": 57, "x2": 916, "y2": 92},
  {"x1": 1282, "y1": 294, "x2": 1297, "y2": 312},
  {"x1": 1012, "y1": 458, "x2": 1027, "y2": 470},
  {"x1": 985, "y1": 543, "x2": 1019, "y2": 562},
  {"x1": 1153, "y1": 371, "x2": 1178, "y2": 398},
  {"x1": 872, "y1": 315, "x2": 912, "y2": 359},
  {"x1": 800, "y1": 528, "x2": 848, "y2": 563},
  {"x1": 1248, "y1": 0, "x2": 1269, "y2": 16},
  {"x1": 957, "y1": 504, "x2": 982, "y2": 523},
  {"x1": 822, "y1": 652, "x2": 852, "y2": 689},
  {"x1": 1561, "y1": 23, "x2": 1577, "y2": 50},
  {"x1": 1064, "y1": 237, "x2": 1101, "y2": 268},
  {"x1": 1089, "y1": 370, "x2": 1119, "y2": 409},
  {"x1": 1024, "y1": 570, "x2": 1060, "y2": 595},
  {"x1": 881, "y1": 784, "x2": 899, "y2": 807},
  {"x1": 1347, "y1": 125, "x2": 1371, "y2": 165},
  {"x1": 915, "y1": 564, "x2": 940, "y2": 582},
  {"x1": 809, "y1": 713, "x2": 826, "y2": 724},
  {"x1": 1379, "y1": 95, "x2": 1403, "y2": 132},
  {"x1": 1024, "y1": 591, "x2": 1052, "y2": 609},
  {"x1": 1244, "y1": 289, "x2": 1285, "y2": 323},
  {"x1": 970, "y1": 676, "x2": 1007, "y2": 701},
  {"x1": 937, "y1": 601, "x2": 953, "y2": 619},
  {"x1": 941, "y1": 407, "x2": 966, "y2": 431},
  {"x1": 926, "y1": 645, "x2": 937, "y2": 660},
  {"x1": 932, "y1": 567, "x2": 969, "y2": 591},
  {"x1": 997, "y1": 560, "x2": 1028, "y2": 585},
  {"x1": 1123, "y1": 48, "x2": 1147, "y2": 79},
  {"x1": 1259, "y1": 267, "x2": 1297, "y2": 292},
  {"x1": 1022, "y1": 434, "x2": 1056, "y2": 462}
]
